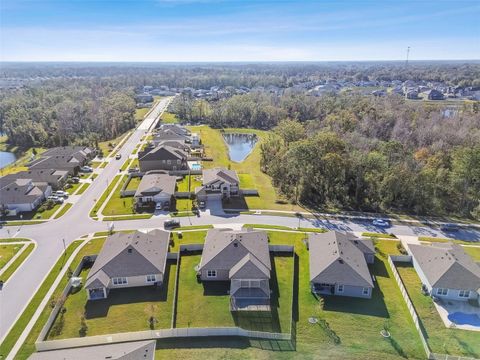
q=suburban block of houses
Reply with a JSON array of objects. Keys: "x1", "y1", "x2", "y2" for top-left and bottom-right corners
[
  {"x1": 197, "y1": 228, "x2": 272, "y2": 311},
  {"x1": 308, "y1": 231, "x2": 375, "y2": 298},
  {"x1": 408, "y1": 242, "x2": 480, "y2": 304},
  {"x1": 0, "y1": 177, "x2": 52, "y2": 215},
  {"x1": 195, "y1": 167, "x2": 240, "y2": 204},
  {"x1": 28, "y1": 146, "x2": 95, "y2": 175},
  {"x1": 134, "y1": 171, "x2": 176, "y2": 209},
  {"x1": 85, "y1": 230, "x2": 170, "y2": 300}
]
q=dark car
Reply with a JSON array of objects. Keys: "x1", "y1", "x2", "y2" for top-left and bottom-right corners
[
  {"x1": 164, "y1": 219, "x2": 180, "y2": 229},
  {"x1": 440, "y1": 223, "x2": 460, "y2": 232}
]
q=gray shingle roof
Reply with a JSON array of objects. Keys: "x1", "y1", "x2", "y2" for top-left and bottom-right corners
[
  {"x1": 28, "y1": 340, "x2": 155, "y2": 360},
  {"x1": 0, "y1": 169, "x2": 68, "y2": 189},
  {"x1": 29, "y1": 146, "x2": 93, "y2": 171},
  {"x1": 409, "y1": 243, "x2": 480, "y2": 290},
  {"x1": 199, "y1": 228, "x2": 271, "y2": 278},
  {"x1": 139, "y1": 145, "x2": 187, "y2": 162},
  {"x1": 309, "y1": 231, "x2": 374, "y2": 288},
  {"x1": 0, "y1": 178, "x2": 49, "y2": 206},
  {"x1": 85, "y1": 230, "x2": 170, "y2": 289},
  {"x1": 202, "y1": 168, "x2": 239, "y2": 185},
  {"x1": 134, "y1": 172, "x2": 176, "y2": 198}
]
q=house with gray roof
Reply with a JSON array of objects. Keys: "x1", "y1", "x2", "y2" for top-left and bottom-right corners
[
  {"x1": 409, "y1": 243, "x2": 480, "y2": 304},
  {"x1": 309, "y1": 231, "x2": 375, "y2": 298},
  {"x1": 0, "y1": 178, "x2": 52, "y2": 215},
  {"x1": 29, "y1": 146, "x2": 95, "y2": 175},
  {"x1": 198, "y1": 228, "x2": 271, "y2": 311},
  {"x1": 85, "y1": 230, "x2": 170, "y2": 300},
  {"x1": 195, "y1": 168, "x2": 239, "y2": 204},
  {"x1": 134, "y1": 171, "x2": 176, "y2": 209},
  {"x1": 0, "y1": 168, "x2": 68, "y2": 190},
  {"x1": 138, "y1": 145, "x2": 188, "y2": 173},
  {"x1": 28, "y1": 340, "x2": 155, "y2": 360}
]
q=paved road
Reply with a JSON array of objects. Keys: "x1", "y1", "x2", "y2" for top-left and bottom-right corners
[{"x1": 1, "y1": 96, "x2": 479, "y2": 342}]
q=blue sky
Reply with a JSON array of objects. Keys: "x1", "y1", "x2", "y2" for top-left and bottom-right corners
[{"x1": 1, "y1": 0, "x2": 479, "y2": 61}]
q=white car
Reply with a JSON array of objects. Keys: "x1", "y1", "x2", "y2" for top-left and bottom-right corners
[
  {"x1": 54, "y1": 191, "x2": 68, "y2": 198},
  {"x1": 47, "y1": 196, "x2": 64, "y2": 204},
  {"x1": 80, "y1": 166, "x2": 93, "y2": 173},
  {"x1": 155, "y1": 203, "x2": 163, "y2": 211},
  {"x1": 372, "y1": 219, "x2": 390, "y2": 227}
]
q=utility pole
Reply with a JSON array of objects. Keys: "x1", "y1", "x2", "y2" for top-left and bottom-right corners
[{"x1": 405, "y1": 46, "x2": 410, "y2": 67}]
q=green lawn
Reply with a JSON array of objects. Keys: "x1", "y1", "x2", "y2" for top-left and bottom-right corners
[
  {"x1": 75, "y1": 183, "x2": 90, "y2": 195},
  {"x1": 174, "y1": 253, "x2": 293, "y2": 334},
  {"x1": 0, "y1": 243, "x2": 35, "y2": 282},
  {"x1": 418, "y1": 236, "x2": 480, "y2": 246},
  {"x1": 53, "y1": 203, "x2": 73, "y2": 219},
  {"x1": 161, "y1": 112, "x2": 180, "y2": 124},
  {"x1": 90, "y1": 175, "x2": 122, "y2": 217},
  {"x1": 35, "y1": 203, "x2": 62, "y2": 219},
  {"x1": 47, "y1": 261, "x2": 177, "y2": 339},
  {"x1": 66, "y1": 182, "x2": 82, "y2": 195},
  {"x1": 396, "y1": 264, "x2": 480, "y2": 357},
  {"x1": 0, "y1": 240, "x2": 84, "y2": 359},
  {"x1": 0, "y1": 244, "x2": 22, "y2": 270},
  {"x1": 125, "y1": 176, "x2": 141, "y2": 191},
  {"x1": 169, "y1": 231, "x2": 208, "y2": 252},
  {"x1": 102, "y1": 176, "x2": 136, "y2": 216},
  {"x1": 174, "y1": 199, "x2": 194, "y2": 212},
  {"x1": 98, "y1": 131, "x2": 130, "y2": 158},
  {"x1": 463, "y1": 246, "x2": 480, "y2": 261},
  {"x1": 187, "y1": 126, "x2": 301, "y2": 212},
  {"x1": 362, "y1": 232, "x2": 397, "y2": 239},
  {"x1": 177, "y1": 175, "x2": 202, "y2": 192},
  {"x1": 135, "y1": 107, "x2": 150, "y2": 122},
  {"x1": 91, "y1": 161, "x2": 102, "y2": 168}
]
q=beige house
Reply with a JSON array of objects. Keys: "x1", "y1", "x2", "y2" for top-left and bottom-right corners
[{"x1": 85, "y1": 230, "x2": 170, "y2": 300}]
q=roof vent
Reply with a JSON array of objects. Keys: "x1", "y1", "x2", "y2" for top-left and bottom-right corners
[{"x1": 128, "y1": 248, "x2": 133, "y2": 254}]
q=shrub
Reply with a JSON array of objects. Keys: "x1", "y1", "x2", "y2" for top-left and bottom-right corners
[
  {"x1": 318, "y1": 319, "x2": 341, "y2": 344},
  {"x1": 396, "y1": 242, "x2": 408, "y2": 255},
  {"x1": 79, "y1": 315, "x2": 88, "y2": 337}
]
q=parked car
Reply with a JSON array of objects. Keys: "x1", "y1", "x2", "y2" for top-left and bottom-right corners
[
  {"x1": 440, "y1": 223, "x2": 460, "y2": 232},
  {"x1": 71, "y1": 177, "x2": 80, "y2": 184},
  {"x1": 53, "y1": 190, "x2": 68, "y2": 198},
  {"x1": 372, "y1": 219, "x2": 390, "y2": 227},
  {"x1": 128, "y1": 167, "x2": 139, "y2": 173},
  {"x1": 79, "y1": 166, "x2": 93, "y2": 173},
  {"x1": 164, "y1": 219, "x2": 180, "y2": 229},
  {"x1": 47, "y1": 196, "x2": 64, "y2": 204},
  {"x1": 198, "y1": 200, "x2": 206, "y2": 209},
  {"x1": 155, "y1": 203, "x2": 163, "y2": 211},
  {"x1": 115, "y1": 154, "x2": 122, "y2": 160}
]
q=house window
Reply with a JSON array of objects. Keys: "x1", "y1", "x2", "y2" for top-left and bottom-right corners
[
  {"x1": 112, "y1": 277, "x2": 127, "y2": 285},
  {"x1": 459, "y1": 290, "x2": 470, "y2": 298},
  {"x1": 207, "y1": 270, "x2": 217, "y2": 278},
  {"x1": 362, "y1": 287, "x2": 370, "y2": 296},
  {"x1": 146, "y1": 274, "x2": 156, "y2": 283},
  {"x1": 337, "y1": 284, "x2": 344, "y2": 293},
  {"x1": 437, "y1": 288, "x2": 448, "y2": 296},
  {"x1": 167, "y1": 160, "x2": 171, "y2": 164}
]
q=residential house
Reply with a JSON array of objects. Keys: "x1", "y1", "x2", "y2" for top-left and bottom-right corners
[
  {"x1": 195, "y1": 168, "x2": 239, "y2": 203},
  {"x1": 28, "y1": 146, "x2": 95, "y2": 175},
  {"x1": 84, "y1": 230, "x2": 170, "y2": 300},
  {"x1": 134, "y1": 171, "x2": 176, "y2": 209},
  {"x1": 197, "y1": 228, "x2": 271, "y2": 311},
  {"x1": 406, "y1": 89, "x2": 419, "y2": 99},
  {"x1": 0, "y1": 178, "x2": 52, "y2": 215},
  {"x1": 28, "y1": 340, "x2": 156, "y2": 360},
  {"x1": 157, "y1": 124, "x2": 190, "y2": 136},
  {"x1": 0, "y1": 168, "x2": 68, "y2": 190},
  {"x1": 427, "y1": 89, "x2": 445, "y2": 100},
  {"x1": 408, "y1": 243, "x2": 480, "y2": 304},
  {"x1": 138, "y1": 145, "x2": 188, "y2": 172},
  {"x1": 309, "y1": 231, "x2": 375, "y2": 298},
  {"x1": 135, "y1": 93, "x2": 154, "y2": 103}
]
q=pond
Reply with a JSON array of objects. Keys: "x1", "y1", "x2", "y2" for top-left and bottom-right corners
[
  {"x1": 223, "y1": 133, "x2": 258, "y2": 162},
  {"x1": 0, "y1": 151, "x2": 16, "y2": 169}
]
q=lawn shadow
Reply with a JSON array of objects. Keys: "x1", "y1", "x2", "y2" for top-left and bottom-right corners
[
  {"x1": 84, "y1": 260, "x2": 175, "y2": 319},
  {"x1": 202, "y1": 281, "x2": 230, "y2": 296},
  {"x1": 155, "y1": 336, "x2": 251, "y2": 350},
  {"x1": 222, "y1": 195, "x2": 249, "y2": 211}
]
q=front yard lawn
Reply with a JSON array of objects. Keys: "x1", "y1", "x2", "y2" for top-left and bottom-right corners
[
  {"x1": 463, "y1": 246, "x2": 480, "y2": 261},
  {"x1": 47, "y1": 260, "x2": 177, "y2": 339},
  {"x1": 174, "y1": 199, "x2": 194, "y2": 212},
  {"x1": 0, "y1": 244, "x2": 22, "y2": 270},
  {"x1": 174, "y1": 253, "x2": 293, "y2": 334},
  {"x1": 101, "y1": 176, "x2": 136, "y2": 216},
  {"x1": 396, "y1": 263, "x2": 480, "y2": 357}
]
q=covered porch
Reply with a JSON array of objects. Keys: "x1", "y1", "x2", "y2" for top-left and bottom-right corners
[{"x1": 87, "y1": 287, "x2": 108, "y2": 300}]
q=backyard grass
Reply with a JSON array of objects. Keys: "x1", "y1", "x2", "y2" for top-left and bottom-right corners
[
  {"x1": 47, "y1": 260, "x2": 177, "y2": 339},
  {"x1": 177, "y1": 175, "x2": 202, "y2": 192},
  {"x1": 90, "y1": 175, "x2": 122, "y2": 217},
  {"x1": 53, "y1": 203, "x2": 73, "y2": 219},
  {"x1": 0, "y1": 240, "x2": 84, "y2": 359},
  {"x1": 174, "y1": 253, "x2": 293, "y2": 334},
  {"x1": 125, "y1": 176, "x2": 141, "y2": 191},
  {"x1": 187, "y1": 126, "x2": 301, "y2": 212},
  {"x1": 0, "y1": 243, "x2": 35, "y2": 282},
  {"x1": 0, "y1": 244, "x2": 22, "y2": 270},
  {"x1": 396, "y1": 263, "x2": 480, "y2": 357}
]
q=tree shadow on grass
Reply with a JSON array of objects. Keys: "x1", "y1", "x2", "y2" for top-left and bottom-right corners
[{"x1": 84, "y1": 260, "x2": 175, "y2": 319}]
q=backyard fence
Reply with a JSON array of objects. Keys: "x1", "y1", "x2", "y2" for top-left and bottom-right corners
[
  {"x1": 35, "y1": 326, "x2": 291, "y2": 352},
  {"x1": 174, "y1": 191, "x2": 193, "y2": 198},
  {"x1": 387, "y1": 256, "x2": 477, "y2": 360},
  {"x1": 268, "y1": 245, "x2": 294, "y2": 253},
  {"x1": 240, "y1": 189, "x2": 259, "y2": 196},
  {"x1": 36, "y1": 255, "x2": 95, "y2": 345},
  {"x1": 119, "y1": 173, "x2": 142, "y2": 197}
]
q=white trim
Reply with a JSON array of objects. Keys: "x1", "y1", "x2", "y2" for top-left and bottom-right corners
[
  {"x1": 458, "y1": 290, "x2": 470, "y2": 298},
  {"x1": 146, "y1": 274, "x2": 156, "y2": 283},
  {"x1": 436, "y1": 288, "x2": 448, "y2": 296},
  {"x1": 337, "y1": 284, "x2": 344, "y2": 293},
  {"x1": 112, "y1": 277, "x2": 128, "y2": 285},
  {"x1": 207, "y1": 270, "x2": 217, "y2": 278},
  {"x1": 362, "y1": 287, "x2": 370, "y2": 296}
]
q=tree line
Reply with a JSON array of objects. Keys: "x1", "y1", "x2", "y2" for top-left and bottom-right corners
[{"x1": 0, "y1": 79, "x2": 136, "y2": 149}]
